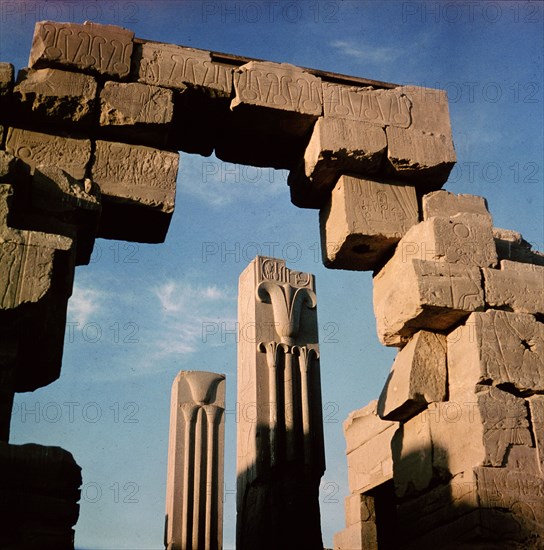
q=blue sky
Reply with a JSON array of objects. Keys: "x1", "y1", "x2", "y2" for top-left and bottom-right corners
[{"x1": 3, "y1": 1, "x2": 543, "y2": 548}]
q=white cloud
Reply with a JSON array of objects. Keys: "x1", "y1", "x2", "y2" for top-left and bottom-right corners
[
  {"x1": 150, "y1": 281, "x2": 235, "y2": 361},
  {"x1": 331, "y1": 40, "x2": 401, "y2": 64},
  {"x1": 67, "y1": 285, "x2": 104, "y2": 325}
]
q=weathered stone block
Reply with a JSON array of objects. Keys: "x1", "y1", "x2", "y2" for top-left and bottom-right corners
[
  {"x1": 333, "y1": 520, "x2": 377, "y2": 550},
  {"x1": 322, "y1": 83, "x2": 411, "y2": 127},
  {"x1": 344, "y1": 400, "x2": 397, "y2": 455},
  {"x1": 430, "y1": 388, "x2": 533, "y2": 477},
  {"x1": 13, "y1": 68, "x2": 98, "y2": 124},
  {"x1": 397, "y1": 471, "x2": 478, "y2": 542},
  {"x1": 288, "y1": 117, "x2": 387, "y2": 208},
  {"x1": 232, "y1": 61, "x2": 322, "y2": 119},
  {"x1": 528, "y1": 396, "x2": 544, "y2": 475},
  {"x1": 217, "y1": 61, "x2": 323, "y2": 169},
  {"x1": 493, "y1": 227, "x2": 544, "y2": 266},
  {"x1": 0, "y1": 184, "x2": 75, "y2": 391},
  {"x1": 320, "y1": 175, "x2": 419, "y2": 271},
  {"x1": 475, "y1": 467, "x2": 544, "y2": 540},
  {"x1": 92, "y1": 140, "x2": 178, "y2": 243},
  {"x1": 400, "y1": 212, "x2": 497, "y2": 267},
  {"x1": 377, "y1": 330, "x2": 447, "y2": 421},
  {"x1": 99, "y1": 81, "x2": 174, "y2": 126},
  {"x1": 422, "y1": 189, "x2": 489, "y2": 220},
  {"x1": 344, "y1": 493, "x2": 375, "y2": 527},
  {"x1": 386, "y1": 125, "x2": 456, "y2": 185},
  {"x1": 30, "y1": 166, "x2": 101, "y2": 265},
  {"x1": 392, "y1": 410, "x2": 434, "y2": 498},
  {"x1": 483, "y1": 260, "x2": 544, "y2": 315},
  {"x1": 373, "y1": 257, "x2": 484, "y2": 346},
  {"x1": 448, "y1": 310, "x2": 544, "y2": 396},
  {"x1": 5, "y1": 127, "x2": 91, "y2": 180},
  {"x1": 345, "y1": 401, "x2": 397, "y2": 493},
  {"x1": 29, "y1": 21, "x2": 134, "y2": 78},
  {"x1": 395, "y1": 85, "x2": 453, "y2": 136},
  {"x1": 0, "y1": 442, "x2": 81, "y2": 547},
  {"x1": 134, "y1": 41, "x2": 233, "y2": 97}
]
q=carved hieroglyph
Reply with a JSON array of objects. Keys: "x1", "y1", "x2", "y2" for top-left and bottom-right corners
[
  {"x1": 165, "y1": 370, "x2": 225, "y2": 550},
  {"x1": 320, "y1": 175, "x2": 419, "y2": 271},
  {"x1": 29, "y1": 21, "x2": 134, "y2": 78},
  {"x1": 237, "y1": 256, "x2": 325, "y2": 550}
]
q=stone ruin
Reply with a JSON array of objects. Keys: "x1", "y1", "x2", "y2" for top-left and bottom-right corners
[{"x1": 0, "y1": 19, "x2": 542, "y2": 550}]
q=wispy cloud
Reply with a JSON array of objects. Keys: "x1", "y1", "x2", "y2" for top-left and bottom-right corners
[
  {"x1": 330, "y1": 40, "x2": 401, "y2": 64},
  {"x1": 150, "y1": 280, "x2": 236, "y2": 359},
  {"x1": 67, "y1": 285, "x2": 105, "y2": 325}
]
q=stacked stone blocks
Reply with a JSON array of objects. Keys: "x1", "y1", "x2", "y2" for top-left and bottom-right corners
[{"x1": 335, "y1": 190, "x2": 544, "y2": 549}]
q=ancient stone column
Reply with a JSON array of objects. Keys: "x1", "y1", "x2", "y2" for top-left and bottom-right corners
[
  {"x1": 237, "y1": 256, "x2": 325, "y2": 550},
  {"x1": 164, "y1": 371, "x2": 225, "y2": 550}
]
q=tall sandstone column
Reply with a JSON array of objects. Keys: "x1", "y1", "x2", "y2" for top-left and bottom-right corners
[
  {"x1": 237, "y1": 256, "x2": 325, "y2": 550},
  {"x1": 164, "y1": 371, "x2": 226, "y2": 550}
]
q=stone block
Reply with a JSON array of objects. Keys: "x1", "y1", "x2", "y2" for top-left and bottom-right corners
[
  {"x1": 322, "y1": 83, "x2": 411, "y2": 127},
  {"x1": 216, "y1": 61, "x2": 322, "y2": 169},
  {"x1": 483, "y1": 260, "x2": 544, "y2": 315},
  {"x1": 99, "y1": 80, "x2": 174, "y2": 126},
  {"x1": 373, "y1": 257, "x2": 484, "y2": 346},
  {"x1": 528, "y1": 396, "x2": 544, "y2": 475},
  {"x1": 422, "y1": 189, "x2": 489, "y2": 219},
  {"x1": 13, "y1": 68, "x2": 98, "y2": 125},
  {"x1": 344, "y1": 493, "x2": 375, "y2": 527},
  {"x1": 447, "y1": 310, "x2": 544, "y2": 396},
  {"x1": 395, "y1": 85, "x2": 453, "y2": 136},
  {"x1": 344, "y1": 400, "x2": 397, "y2": 455},
  {"x1": 493, "y1": 227, "x2": 544, "y2": 266},
  {"x1": 0, "y1": 442, "x2": 81, "y2": 547},
  {"x1": 29, "y1": 21, "x2": 134, "y2": 78},
  {"x1": 30, "y1": 166, "x2": 101, "y2": 265},
  {"x1": 333, "y1": 520, "x2": 377, "y2": 550},
  {"x1": 475, "y1": 467, "x2": 544, "y2": 539},
  {"x1": 92, "y1": 140, "x2": 178, "y2": 243},
  {"x1": 232, "y1": 61, "x2": 322, "y2": 119},
  {"x1": 400, "y1": 212, "x2": 497, "y2": 267},
  {"x1": 319, "y1": 175, "x2": 419, "y2": 271},
  {"x1": 344, "y1": 401, "x2": 397, "y2": 494},
  {"x1": 0, "y1": 184, "x2": 75, "y2": 391},
  {"x1": 288, "y1": 117, "x2": 387, "y2": 208},
  {"x1": 386, "y1": 125, "x2": 456, "y2": 185},
  {"x1": 377, "y1": 330, "x2": 447, "y2": 421},
  {"x1": 5, "y1": 127, "x2": 91, "y2": 180},
  {"x1": 392, "y1": 410, "x2": 434, "y2": 498},
  {"x1": 430, "y1": 388, "x2": 533, "y2": 477},
  {"x1": 397, "y1": 471, "x2": 478, "y2": 542},
  {"x1": 133, "y1": 41, "x2": 233, "y2": 155},
  {"x1": 134, "y1": 41, "x2": 232, "y2": 97}
]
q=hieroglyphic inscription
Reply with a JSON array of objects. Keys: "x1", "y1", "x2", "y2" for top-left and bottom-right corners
[
  {"x1": 346, "y1": 176, "x2": 419, "y2": 237},
  {"x1": 233, "y1": 62, "x2": 322, "y2": 115},
  {"x1": 29, "y1": 21, "x2": 134, "y2": 78},
  {"x1": 257, "y1": 256, "x2": 314, "y2": 289},
  {"x1": 100, "y1": 81, "x2": 174, "y2": 125},
  {"x1": 448, "y1": 310, "x2": 544, "y2": 394},
  {"x1": 5, "y1": 127, "x2": 91, "y2": 180},
  {"x1": 135, "y1": 42, "x2": 232, "y2": 96},
  {"x1": 477, "y1": 387, "x2": 533, "y2": 467},
  {"x1": 323, "y1": 82, "x2": 411, "y2": 127},
  {"x1": 476, "y1": 467, "x2": 544, "y2": 532},
  {"x1": 92, "y1": 141, "x2": 179, "y2": 208}
]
